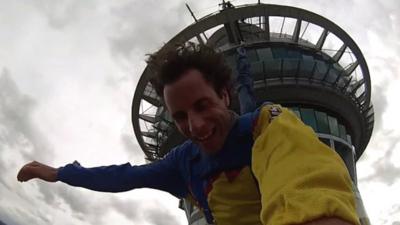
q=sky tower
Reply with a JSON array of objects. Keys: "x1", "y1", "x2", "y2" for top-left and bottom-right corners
[{"x1": 131, "y1": 2, "x2": 374, "y2": 225}]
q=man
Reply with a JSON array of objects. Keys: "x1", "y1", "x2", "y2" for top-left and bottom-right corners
[{"x1": 18, "y1": 44, "x2": 360, "y2": 225}]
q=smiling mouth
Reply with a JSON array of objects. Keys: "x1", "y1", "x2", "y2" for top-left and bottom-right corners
[{"x1": 195, "y1": 128, "x2": 215, "y2": 142}]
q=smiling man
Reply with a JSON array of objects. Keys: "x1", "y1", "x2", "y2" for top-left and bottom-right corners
[{"x1": 18, "y1": 44, "x2": 360, "y2": 225}]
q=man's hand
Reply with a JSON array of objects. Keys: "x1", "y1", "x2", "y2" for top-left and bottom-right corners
[{"x1": 17, "y1": 161, "x2": 58, "y2": 182}]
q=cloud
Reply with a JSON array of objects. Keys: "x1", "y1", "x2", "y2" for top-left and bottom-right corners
[
  {"x1": 109, "y1": 196, "x2": 182, "y2": 225},
  {"x1": 0, "y1": 68, "x2": 54, "y2": 162},
  {"x1": 30, "y1": 0, "x2": 97, "y2": 29},
  {"x1": 36, "y1": 182, "x2": 91, "y2": 215},
  {"x1": 120, "y1": 133, "x2": 146, "y2": 164},
  {"x1": 389, "y1": 204, "x2": 400, "y2": 217},
  {"x1": 388, "y1": 204, "x2": 400, "y2": 225},
  {"x1": 0, "y1": 68, "x2": 52, "y2": 198},
  {"x1": 0, "y1": 206, "x2": 21, "y2": 225},
  {"x1": 0, "y1": 204, "x2": 50, "y2": 225},
  {"x1": 0, "y1": 69, "x2": 106, "y2": 225},
  {"x1": 108, "y1": 0, "x2": 188, "y2": 61},
  {"x1": 359, "y1": 130, "x2": 400, "y2": 185},
  {"x1": 35, "y1": 181, "x2": 112, "y2": 225},
  {"x1": 369, "y1": 55, "x2": 400, "y2": 134},
  {"x1": 371, "y1": 84, "x2": 389, "y2": 132},
  {"x1": 109, "y1": 197, "x2": 140, "y2": 221},
  {"x1": 144, "y1": 207, "x2": 181, "y2": 225}
]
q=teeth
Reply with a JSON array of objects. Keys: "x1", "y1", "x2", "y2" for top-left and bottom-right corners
[{"x1": 197, "y1": 130, "x2": 213, "y2": 141}]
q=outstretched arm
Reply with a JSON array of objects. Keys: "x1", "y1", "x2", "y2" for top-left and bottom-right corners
[{"x1": 16, "y1": 148, "x2": 188, "y2": 198}]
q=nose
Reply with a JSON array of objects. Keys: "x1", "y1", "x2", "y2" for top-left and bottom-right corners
[{"x1": 188, "y1": 111, "x2": 206, "y2": 136}]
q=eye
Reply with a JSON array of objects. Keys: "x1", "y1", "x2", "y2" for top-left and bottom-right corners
[{"x1": 194, "y1": 99, "x2": 210, "y2": 112}]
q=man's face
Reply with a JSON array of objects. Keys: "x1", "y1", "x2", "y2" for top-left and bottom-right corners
[{"x1": 164, "y1": 69, "x2": 232, "y2": 154}]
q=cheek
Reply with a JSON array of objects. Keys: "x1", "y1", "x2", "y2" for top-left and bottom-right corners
[{"x1": 175, "y1": 121, "x2": 190, "y2": 137}]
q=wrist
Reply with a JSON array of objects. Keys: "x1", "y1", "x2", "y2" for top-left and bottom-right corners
[{"x1": 46, "y1": 167, "x2": 58, "y2": 182}]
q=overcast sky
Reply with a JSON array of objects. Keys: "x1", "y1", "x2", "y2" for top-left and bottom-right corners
[{"x1": 0, "y1": 0, "x2": 399, "y2": 225}]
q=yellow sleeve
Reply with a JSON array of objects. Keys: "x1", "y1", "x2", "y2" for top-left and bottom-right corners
[{"x1": 252, "y1": 105, "x2": 360, "y2": 225}]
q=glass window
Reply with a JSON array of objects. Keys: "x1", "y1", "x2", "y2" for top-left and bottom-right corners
[
  {"x1": 264, "y1": 59, "x2": 282, "y2": 78},
  {"x1": 247, "y1": 49, "x2": 259, "y2": 61},
  {"x1": 299, "y1": 58, "x2": 315, "y2": 78},
  {"x1": 315, "y1": 111, "x2": 330, "y2": 133},
  {"x1": 319, "y1": 137, "x2": 331, "y2": 148},
  {"x1": 334, "y1": 141, "x2": 356, "y2": 182},
  {"x1": 287, "y1": 49, "x2": 302, "y2": 59},
  {"x1": 271, "y1": 47, "x2": 287, "y2": 59},
  {"x1": 313, "y1": 60, "x2": 328, "y2": 80},
  {"x1": 250, "y1": 61, "x2": 265, "y2": 81},
  {"x1": 257, "y1": 48, "x2": 273, "y2": 60},
  {"x1": 300, "y1": 108, "x2": 318, "y2": 131},
  {"x1": 283, "y1": 59, "x2": 299, "y2": 77},
  {"x1": 346, "y1": 134, "x2": 352, "y2": 145},
  {"x1": 326, "y1": 69, "x2": 340, "y2": 83},
  {"x1": 290, "y1": 107, "x2": 301, "y2": 118},
  {"x1": 338, "y1": 124, "x2": 347, "y2": 140},
  {"x1": 328, "y1": 116, "x2": 339, "y2": 136}
]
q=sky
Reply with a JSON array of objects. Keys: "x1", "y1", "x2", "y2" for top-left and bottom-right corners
[{"x1": 0, "y1": 0, "x2": 399, "y2": 225}]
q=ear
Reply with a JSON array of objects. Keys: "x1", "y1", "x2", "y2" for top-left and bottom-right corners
[{"x1": 221, "y1": 88, "x2": 230, "y2": 107}]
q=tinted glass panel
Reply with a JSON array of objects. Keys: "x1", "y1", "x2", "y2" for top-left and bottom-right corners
[
  {"x1": 264, "y1": 59, "x2": 282, "y2": 78},
  {"x1": 290, "y1": 107, "x2": 301, "y2": 118},
  {"x1": 250, "y1": 61, "x2": 265, "y2": 81},
  {"x1": 346, "y1": 134, "x2": 352, "y2": 145},
  {"x1": 326, "y1": 69, "x2": 340, "y2": 83},
  {"x1": 313, "y1": 60, "x2": 328, "y2": 80},
  {"x1": 271, "y1": 47, "x2": 287, "y2": 59},
  {"x1": 334, "y1": 141, "x2": 356, "y2": 181},
  {"x1": 257, "y1": 48, "x2": 273, "y2": 60},
  {"x1": 287, "y1": 49, "x2": 302, "y2": 59},
  {"x1": 300, "y1": 108, "x2": 317, "y2": 131},
  {"x1": 299, "y1": 58, "x2": 315, "y2": 77},
  {"x1": 283, "y1": 59, "x2": 299, "y2": 76},
  {"x1": 247, "y1": 49, "x2": 259, "y2": 61},
  {"x1": 328, "y1": 116, "x2": 339, "y2": 136},
  {"x1": 315, "y1": 111, "x2": 330, "y2": 133},
  {"x1": 338, "y1": 124, "x2": 347, "y2": 140},
  {"x1": 319, "y1": 138, "x2": 331, "y2": 148}
]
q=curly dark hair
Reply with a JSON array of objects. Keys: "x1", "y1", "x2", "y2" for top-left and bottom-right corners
[{"x1": 147, "y1": 43, "x2": 232, "y2": 100}]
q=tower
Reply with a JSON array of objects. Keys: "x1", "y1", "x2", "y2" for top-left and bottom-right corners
[{"x1": 131, "y1": 3, "x2": 373, "y2": 225}]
